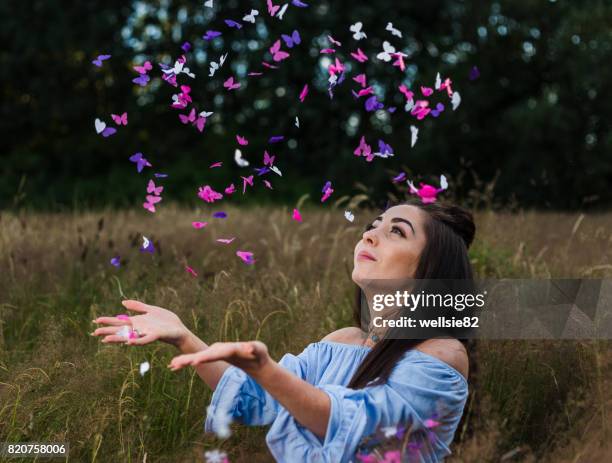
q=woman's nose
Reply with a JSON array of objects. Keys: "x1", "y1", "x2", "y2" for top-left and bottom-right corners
[{"x1": 363, "y1": 229, "x2": 378, "y2": 246}]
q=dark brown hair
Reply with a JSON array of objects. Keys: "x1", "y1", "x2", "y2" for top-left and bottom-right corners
[{"x1": 347, "y1": 197, "x2": 477, "y2": 389}]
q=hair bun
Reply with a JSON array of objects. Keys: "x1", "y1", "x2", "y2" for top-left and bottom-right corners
[{"x1": 446, "y1": 205, "x2": 475, "y2": 249}]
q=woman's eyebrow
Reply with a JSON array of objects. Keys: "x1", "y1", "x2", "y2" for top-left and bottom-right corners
[{"x1": 373, "y1": 216, "x2": 416, "y2": 235}]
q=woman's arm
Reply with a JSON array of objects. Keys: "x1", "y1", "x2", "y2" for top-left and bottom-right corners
[
  {"x1": 250, "y1": 358, "x2": 331, "y2": 439},
  {"x1": 168, "y1": 341, "x2": 331, "y2": 439},
  {"x1": 175, "y1": 330, "x2": 232, "y2": 391}
]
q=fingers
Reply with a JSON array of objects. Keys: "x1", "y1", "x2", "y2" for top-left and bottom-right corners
[
  {"x1": 121, "y1": 300, "x2": 150, "y2": 313},
  {"x1": 92, "y1": 326, "x2": 122, "y2": 336},
  {"x1": 93, "y1": 316, "x2": 131, "y2": 326},
  {"x1": 101, "y1": 335, "x2": 130, "y2": 344},
  {"x1": 126, "y1": 333, "x2": 157, "y2": 346}
]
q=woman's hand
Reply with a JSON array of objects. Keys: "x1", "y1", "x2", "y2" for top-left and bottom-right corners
[
  {"x1": 92, "y1": 300, "x2": 190, "y2": 348},
  {"x1": 168, "y1": 340, "x2": 270, "y2": 377}
]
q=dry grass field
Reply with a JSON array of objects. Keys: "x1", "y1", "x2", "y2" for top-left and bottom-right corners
[{"x1": 1, "y1": 203, "x2": 611, "y2": 462}]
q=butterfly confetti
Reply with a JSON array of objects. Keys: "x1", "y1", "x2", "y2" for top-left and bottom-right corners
[
  {"x1": 281, "y1": 30, "x2": 301, "y2": 48},
  {"x1": 241, "y1": 175, "x2": 254, "y2": 194},
  {"x1": 179, "y1": 108, "x2": 206, "y2": 132},
  {"x1": 321, "y1": 181, "x2": 334, "y2": 202},
  {"x1": 132, "y1": 74, "x2": 150, "y2": 87},
  {"x1": 469, "y1": 65, "x2": 480, "y2": 81},
  {"x1": 236, "y1": 135, "x2": 249, "y2": 146},
  {"x1": 185, "y1": 265, "x2": 198, "y2": 277},
  {"x1": 350, "y1": 48, "x2": 368, "y2": 63},
  {"x1": 216, "y1": 237, "x2": 236, "y2": 244},
  {"x1": 407, "y1": 175, "x2": 448, "y2": 204},
  {"x1": 354, "y1": 136, "x2": 373, "y2": 161},
  {"x1": 133, "y1": 61, "x2": 153, "y2": 74},
  {"x1": 270, "y1": 40, "x2": 290, "y2": 62},
  {"x1": 431, "y1": 102, "x2": 445, "y2": 117},
  {"x1": 94, "y1": 118, "x2": 117, "y2": 137},
  {"x1": 143, "y1": 194, "x2": 162, "y2": 213},
  {"x1": 192, "y1": 222, "x2": 208, "y2": 229},
  {"x1": 204, "y1": 449, "x2": 228, "y2": 463},
  {"x1": 147, "y1": 180, "x2": 163, "y2": 196},
  {"x1": 223, "y1": 77, "x2": 241, "y2": 91},
  {"x1": 139, "y1": 361, "x2": 150, "y2": 376},
  {"x1": 224, "y1": 19, "x2": 242, "y2": 29},
  {"x1": 198, "y1": 185, "x2": 223, "y2": 203},
  {"x1": 376, "y1": 41, "x2": 396, "y2": 62},
  {"x1": 129, "y1": 152, "x2": 152, "y2": 173},
  {"x1": 269, "y1": 135, "x2": 284, "y2": 143},
  {"x1": 236, "y1": 250, "x2": 255, "y2": 265},
  {"x1": 243, "y1": 9, "x2": 259, "y2": 23},
  {"x1": 203, "y1": 30, "x2": 222, "y2": 41},
  {"x1": 141, "y1": 236, "x2": 155, "y2": 253},
  {"x1": 410, "y1": 125, "x2": 419, "y2": 147},
  {"x1": 292, "y1": 208, "x2": 302, "y2": 222},
  {"x1": 386, "y1": 22, "x2": 403, "y2": 38},
  {"x1": 350, "y1": 22, "x2": 367, "y2": 40},
  {"x1": 234, "y1": 149, "x2": 249, "y2": 167},
  {"x1": 92, "y1": 54, "x2": 111, "y2": 67},
  {"x1": 111, "y1": 112, "x2": 128, "y2": 126},
  {"x1": 344, "y1": 211, "x2": 355, "y2": 222},
  {"x1": 451, "y1": 91, "x2": 461, "y2": 110},
  {"x1": 213, "y1": 212, "x2": 227, "y2": 218},
  {"x1": 225, "y1": 184, "x2": 236, "y2": 195},
  {"x1": 204, "y1": 0, "x2": 213, "y2": 7},
  {"x1": 299, "y1": 84, "x2": 309, "y2": 102},
  {"x1": 110, "y1": 256, "x2": 121, "y2": 267},
  {"x1": 209, "y1": 53, "x2": 228, "y2": 77},
  {"x1": 276, "y1": 3, "x2": 289, "y2": 19}
]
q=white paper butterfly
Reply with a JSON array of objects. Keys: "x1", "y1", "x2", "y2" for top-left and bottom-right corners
[
  {"x1": 276, "y1": 3, "x2": 288, "y2": 20},
  {"x1": 440, "y1": 174, "x2": 448, "y2": 190},
  {"x1": 350, "y1": 22, "x2": 367, "y2": 41},
  {"x1": 94, "y1": 118, "x2": 107, "y2": 134},
  {"x1": 243, "y1": 9, "x2": 258, "y2": 23},
  {"x1": 139, "y1": 361, "x2": 150, "y2": 376},
  {"x1": 435, "y1": 72, "x2": 442, "y2": 90},
  {"x1": 209, "y1": 52, "x2": 228, "y2": 77},
  {"x1": 451, "y1": 91, "x2": 461, "y2": 110},
  {"x1": 328, "y1": 73, "x2": 338, "y2": 85},
  {"x1": 204, "y1": 0, "x2": 213, "y2": 8},
  {"x1": 142, "y1": 236, "x2": 151, "y2": 249},
  {"x1": 199, "y1": 110, "x2": 214, "y2": 118},
  {"x1": 163, "y1": 59, "x2": 195, "y2": 78},
  {"x1": 344, "y1": 211, "x2": 355, "y2": 222},
  {"x1": 376, "y1": 41, "x2": 396, "y2": 62},
  {"x1": 234, "y1": 149, "x2": 249, "y2": 167},
  {"x1": 410, "y1": 125, "x2": 419, "y2": 148},
  {"x1": 295, "y1": 116, "x2": 300, "y2": 128},
  {"x1": 269, "y1": 165, "x2": 282, "y2": 176},
  {"x1": 386, "y1": 22, "x2": 402, "y2": 38}
]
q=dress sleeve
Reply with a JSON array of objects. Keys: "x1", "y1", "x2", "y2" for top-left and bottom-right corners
[
  {"x1": 204, "y1": 345, "x2": 311, "y2": 433},
  {"x1": 265, "y1": 352, "x2": 468, "y2": 463}
]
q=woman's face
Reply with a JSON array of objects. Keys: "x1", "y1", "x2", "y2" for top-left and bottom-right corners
[{"x1": 352, "y1": 205, "x2": 428, "y2": 286}]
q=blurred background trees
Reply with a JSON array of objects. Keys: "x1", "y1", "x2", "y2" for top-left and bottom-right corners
[{"x1": 1, "y1": 0, "x2": 610, "y2": 210}]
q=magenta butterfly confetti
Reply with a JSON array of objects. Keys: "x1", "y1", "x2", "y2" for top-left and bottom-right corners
[
  {"x1": 299, "y1": 84, "x2": 309, "y2": 102},
  {"x1": 263, "y1": 150, "x2": 275, "y2": 166},
  {"x1": 225, "y1": 184, "x2": 236, "y2": 195},
  {"x1": 329, "y1": 58, "x2": 345, "y2": 76},
  {"x1": 92, "y1": 54, "x2": 111, "y2": 67},
  {"x1": 320, "y1": 48, "x2": 336, "y2": 54},
  {"x1": 213, "y1": 212, "x2": 227, "y2": 218},
  {"x1": 198, "y1": 185, "x2": 223, "y2": 203},
  {"x1": 263, "y1": 179, "x2": 273, "y2": 189},
  {"x1": 179, "y1": 108, "x2": 206, "y2": 132},
  {"x1": 223, "y1": 77, "x2": 241, "y2": 91},
  {"x1": 129, "y1": 152, "x2": 152, "y2": 173},
  {"x1": 421, "y1": 86, "x2": 434, "y2": 97},
  {"x1": 236, "y1": 250, "x2": 255, "y2": 265},
  {"x1": 399, "y1": 84, "x2": 414, "y2": 101},
  {"x1": 350, "y1": 48, "x2": 368, "y2": 63},
  {"x1": 328, "y1": 35, "x2": 342, "y2": 46},
  {"x1": 192, "y1": 221, "x2": 208, "y2": 229},
  {"x1": 236, "y1": 135, "x2": 249, "y2": 146},
  {"x1": 143, "y1": 194, "x2": 162, "y2": 213},
  {"x1": 185, "y1": 265, "x2": 198, "y2": 277},
  {"x1": 133, "y1": 61, "x2": 152, "y2": 74},
  {"x1": 111, "y1": 112, "x2": 128, "y2": 125},
  {"x1": 209, "y1": 161, "x2": 223, "y2": 168},
  {"x1": 354, "y1": 136, "x2": 373, "y2": 162},
  {"x1": 241, "y1": 175, "x2": 254, "y2": 194},
  {"x1": 292, "y1": 208, "x2": 302, "y2": 222},
  {"x1": 411, "y1": 100, "x2": 431, "y2": 120},
  {"x1": 321, "y1": 181, "x2": 334, "y2": 202},
  {"x1": 203, "y1": 30, "x2": 222, "y2": 41},
  {"x1": 353, "y1": 74, "x2": 367, "y2": 88},
  {"x1": 147, "y1": 180, "x2": 163, "y2": 196},
  {"x1": 270, "y1": 40, "x2": 290, "y2": 62},
  {"x1": 281, "y1": 30, "x2": 301, "y2": 48},
  {"x1": 266, "y1": 0, "x2": 281, "y2": 16}
]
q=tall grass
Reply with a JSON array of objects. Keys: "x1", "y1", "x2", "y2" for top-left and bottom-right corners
[{"x1": 0, "y1": 204, "x2": 611, "y2": 462}]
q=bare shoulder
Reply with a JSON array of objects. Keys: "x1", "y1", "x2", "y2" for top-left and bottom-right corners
[
  {"x1": 416, "y1": 338, "x2": 469, "y2": 380},
  {"x1": 321, "y1": 327, "x2": 366, "y2": 344}
]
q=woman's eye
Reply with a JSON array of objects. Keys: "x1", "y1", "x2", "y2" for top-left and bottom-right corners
[
  {"x1": 364, "y1": 223, "x2": 374, "y2": 232},
  {"x1": 391, "y1": 226, "x2": 405, "y2": 237}
]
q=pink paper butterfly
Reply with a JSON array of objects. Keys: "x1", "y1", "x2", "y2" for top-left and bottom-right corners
[
  {"x1": 241, "y1": 175, "x2": 254, "y2": 194},
  {"x1": 421, "y1": 86, "x2": 434, "y2": 97},
  {"x1": 263, "y1": 150, "x2": 275, "y2": 166},
  {"x1": 192, "y1": 222, "x2": 208, "y2": 229},
  {"x1": 236, "y1": 135, "x2": 249, "y2": 145},
  {"x1": 299, "y1": 84, "x2": 309, "y2": 102},
  {"x1": 354, "y1": 136, "x2": 373, "y2": 161},
  {"x1": 133, "y1": 61, "x2": 152, "y2": 74},
  {"x1": 350, "y1": 48, "x2": 368, "y2": 63},
  {"x1": 269, "y1": 40, "x2": 290, "y2": 62},
  {"x1": 263, "y1": 179, "x2": 273, "y2": 189},
  {"x1": 223, "y1": 77, "x2": 241, "y2": 90},
  {"x1": 353, "y1": 74, "x2": 367, "y2": 88},
  {"x1": 143, "y1": 194, "x2": 162, "y2": 213},
  {"x1": 328, "y1": 35, "x2": 342, "y2": 46},
  {"x1": 216, "y1": 237, "x2": 236, "y2": 244},
  {"x1": 292, "y1": 208, "x2": 302, "y2": 222},
  {"x1": 111, "y1": 112, "x2": 128, "y2": 125},
  {"x1": 236, "y1": 250, "x2": 255, "y2": 265},
  {"x1": 147, "y1": 180, "x2": 163, "y2": 196},
  {"x1": 225, "y1": 183, "x2": 236, "y2": 195},
  {"x1": 399, "y1": 84, "x2": 414, "y2": 101},
  {"x1": 266, "y1": 0, "x2": 280, "y2": 16},
  {"x1": 209, "y1": 161, "x2": 223, "y2": 168},
  {"x1": 185, "y1": 265, "x2": 198, "y2": 277}
]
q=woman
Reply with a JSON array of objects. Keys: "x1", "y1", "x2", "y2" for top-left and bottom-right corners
[{"x1": 92, "y1": 199, "x2": 475, "y2": 462}]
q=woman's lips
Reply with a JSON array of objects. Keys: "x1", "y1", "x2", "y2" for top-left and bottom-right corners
[{"x1": 357, "y1": 251, "x2": 377, "y2": 261}]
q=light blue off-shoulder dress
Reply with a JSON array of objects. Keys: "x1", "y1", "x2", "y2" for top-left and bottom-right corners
[{"x1": 204, "y1": 341, "x2": 468, "y2": 463}]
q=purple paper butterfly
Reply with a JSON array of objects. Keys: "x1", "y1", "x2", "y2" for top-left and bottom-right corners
[
  {"x1": 365, "y1": 95, "x2": 384, "y2": 112},
  {"x1": 378, "y1": 139, "x2": 393, "y2": 155},
  {"x1": 392, "y1": 172, "x2": 407, "y2": 183},
  {"x1": 224, "y1": 19, "x2": 242, "y2": 29},
  {"x1": 129, "y1": 152, "x2": 152, "y2": 173},
  {"x1": 110, "y1": 256, "x2": 121, "y2": 267},
  {"x1": 291, "y1": 0, "x2": 309, "y2": 6},
  {"x1": 203, "y1": 30, "x2": 222, "y2": 41},
  {"x1": 92, "y1": 54, "x2": 111, "y2": 67},
  {"x1": 431, "y1": 102, "x2": 445, "y2": 117},
  {"x1": 254, "y1": 166, "x2": 270, "y2": 176},
  {"x1": 281, "y1": 30, "x2": 301, "y2": 48},
  {"x1": 469, "y1": 65, "x2": 480, "y2": 81},
  {"x1": 213, "y1": 211, "x2": 227, "y2": 218},
  {"x1": 154, "y1": 172, "x2": 168, "y2": 178},
  {"x1": 132, "y1": 74, "x2": 150, "y2": 87},
  {"x1": 322, "y1": 181, "x2": 332, "y2": 193},
  {"x1": 181, "y1": 41, "x2": 191, "y2": 52},
  {"x1": 269, "y1": 135, "x2": 284, "y2": 143}
]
